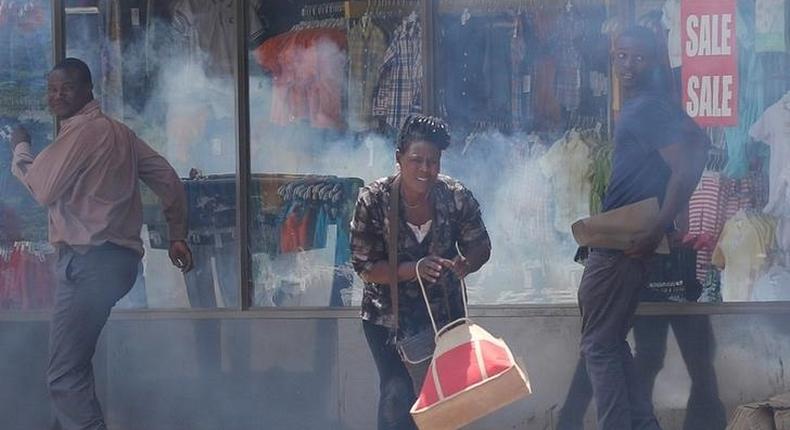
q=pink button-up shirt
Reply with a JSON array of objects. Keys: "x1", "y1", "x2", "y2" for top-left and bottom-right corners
[{"x1": 11, "y1": 100, "x2": 187, "y2": 255}]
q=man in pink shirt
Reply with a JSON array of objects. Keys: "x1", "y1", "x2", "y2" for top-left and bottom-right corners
[{"x1": 8, "y1": 58, "x2": 193, "y2": 430}]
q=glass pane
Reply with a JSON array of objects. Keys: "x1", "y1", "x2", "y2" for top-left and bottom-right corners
[
  {"x1": 248, "y1": 1, "x2": 421, "y2": 307},
  {"x1": 428, "y1": 0, "x2": 790, "y2": 305},
  {"x1": 432, "y1": 1, "x2": 613, "y2": 305},
  {"x1": 0, "y1": 0, "x2": 54, "y2": 312},
  {"x1": 64, "y1": 0, "x2": 239, "y2": 308}
]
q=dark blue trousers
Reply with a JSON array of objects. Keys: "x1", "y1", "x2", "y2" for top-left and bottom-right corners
[{"x1": 578, "y1": 250, "x2": 661, "y2": 430}]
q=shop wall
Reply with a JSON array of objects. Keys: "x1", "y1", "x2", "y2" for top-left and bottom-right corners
[{"x1": 2, "y1": 311, "x2": 788, "y2": 429}]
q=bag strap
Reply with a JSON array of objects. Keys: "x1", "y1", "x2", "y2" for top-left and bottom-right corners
[
  {"x1": 388, "y1": 175, "x2": 401, "y2": 332},
  {"x1": 415, "y1": 243, "x2": 469, "y2": 335}
]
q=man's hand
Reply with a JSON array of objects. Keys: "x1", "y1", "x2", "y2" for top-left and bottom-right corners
[
  {"x1": 169, "y1": 240, "x2": 193, "y2": 273},
  {"x1": 10, "y1": 126, "x2": 30, "y2": 150},
  {"x1": 624, "y1": 227, "x2": 664, "y2": 258}
]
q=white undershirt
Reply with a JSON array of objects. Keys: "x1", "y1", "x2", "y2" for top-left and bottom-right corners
[{"x1": 407, "y1": 220, "x2": 432, "y2": 243}]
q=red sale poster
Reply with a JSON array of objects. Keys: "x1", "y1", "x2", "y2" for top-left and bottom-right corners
[{"x1": 681, "y1": 0, "x2": 738, "y2": 127}]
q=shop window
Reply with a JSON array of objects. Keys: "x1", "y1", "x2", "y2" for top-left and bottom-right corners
[
  {"x1": 0, "y1": 0, "x2": 54, "y2": 312},
  {"x1": 63, "y1": 0, "x2": 241, "y2": 309},
  {"x1": 430, "y1": 0, "x2": 790, "y2": 306},
  {"x1": 3, "y1": 0, "x2": 788, "y2": 313},
  {"x1": 433, "y1": 0, "x2": 612, "y2": 305},
  {"x1": 247, "y1": 0, "x2": 422, "y2": 307}
]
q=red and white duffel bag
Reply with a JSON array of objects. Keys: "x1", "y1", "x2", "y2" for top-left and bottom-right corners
[{"x1": 409, "y1": 261, "x2": 532, "y2": 430}]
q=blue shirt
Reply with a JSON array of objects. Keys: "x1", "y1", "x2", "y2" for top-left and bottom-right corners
[{"x1": 602, "y1": 92, "x2": 700, "y2": 214}]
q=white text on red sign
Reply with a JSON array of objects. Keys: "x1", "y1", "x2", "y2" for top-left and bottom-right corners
[{"x1": 685, "y1": 13, "x2": 735, "y2": 120}]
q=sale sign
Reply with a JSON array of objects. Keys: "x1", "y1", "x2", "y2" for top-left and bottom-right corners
[{"x1": 682, "y1": 0, "x2": 738, "y2": 127}]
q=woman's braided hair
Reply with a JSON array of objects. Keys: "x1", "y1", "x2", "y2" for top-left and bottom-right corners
[{"x1": 397, "y1": 114, "x2": 451, "y2": 152}]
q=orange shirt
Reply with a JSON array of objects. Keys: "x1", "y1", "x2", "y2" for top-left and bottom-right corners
[{"x1": 255, "y1": 28, "x2": 347, "y2": 130}]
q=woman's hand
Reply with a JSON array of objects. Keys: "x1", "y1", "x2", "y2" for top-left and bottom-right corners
[
  {"x1": 414, "y1": 255, "x2": 454, "y2": 284},
  {"x1": 449, "y1": 255, "x2": 471, "y2": 278}
]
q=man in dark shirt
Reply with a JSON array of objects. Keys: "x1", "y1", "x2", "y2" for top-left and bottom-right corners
[{"x1": 577, "y1": 27, "x2": 708, "y2": 429}]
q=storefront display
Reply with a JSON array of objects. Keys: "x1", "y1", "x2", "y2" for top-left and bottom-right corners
[
  {"x1": 0, "y1": 0, "x2": 54, "y2": 314},
  {"x1": 0, "y1": 0, "x2": 788, "y2": 311}
]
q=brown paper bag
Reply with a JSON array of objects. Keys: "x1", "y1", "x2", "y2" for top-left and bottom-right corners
[
  {"x1": 772, "y1": 393, "x2": 790, "y2": 430},
  {"x1": 571, "y1": 197, "x2": 670, "y2": 255},
  {"x1": 726, "y1": 393, "x2": 790, "y2": 430},
  {"x1": 726, "y1": 403, "x2": 776, "y2": 430}
]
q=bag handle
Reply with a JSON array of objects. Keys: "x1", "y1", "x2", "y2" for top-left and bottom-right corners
[
  {"x1": 387, "y1": 175, "x2": 401, "y2": 332},
  {"x1": 414, "y1": 242, "x2": 470, "y2": 336}
]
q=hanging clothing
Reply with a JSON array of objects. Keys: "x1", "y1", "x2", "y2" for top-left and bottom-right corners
[
  {"x1": 532, "y1": 58, "x2": 562, "y2": 130},
  {"x1": 697, "y1": 265, "x2": 722, "y2": 303},
  {"x1": 347, "y1": 21, "x2": 388, "y2": 131},
  {"x1": 255, "y1": 28, "x2": 348, "y2": 130},
  {"x1": 723, "y1": 177, "x2": 756, "y2": 221},
  {"x1": 518, "y1": 141, "x2": 554, "y2": 245},
  {"x1": 661, "y1": 0, "x2": 682, "y2": 68},
  {"x1": 438, "y1": 14, "x2": 514, "y2": 128},
  {"x1": 776, "y1": 217, "x2": 790, "y2": 263},
  {"x1": 755, "y1": 0, "x2": 786, "y2": 52},
  {"x1": 539, "y1": 131, "x2": 593, "y2": 233},
  {"x1": 372, "y1": 15, "x2": 422, "y2": 130},
  {"x1": 589, "y1": 143, "x2": 613, "y2": 216},
  {"x1": 510, "y1": 13, "x2": 534, "y2": 131},
  {"x1": 723, "y1": 3, "x2": 764, "y2": 179},
  {"x1": 712, "y1": 211, "x2": 776, "y2": 301},
  {"x1": 750, "y1": 94, "x2": 790, "y2": 217},
  {"x1": 99, "y1": 0, "x2": 124, "y2": 118},
  {"x1": 0, "y1": 243, "x2": 56, "y2": 310},
  {"x1": 685, "y1": 172, "x2": 728, "y2": 249},
  {"x1": 170, "y1": 0, "x2": 266, "y2": 76},
  {"x1": 752, "y1": 263, "x2": 790, "y2": 301},
  {"x1": 0, "y1": 249, "x2": 21, "y2": 310},
  {"x1": 685, "y1": 171, "x2": 727, "y2": 282},
  {"x1": 280, "y1": 203, "x2": 315, "y2": 253},
  {"x1": 439, "y1": 15, "x2": 487, "y2": 128},
  {"x1": 551, "y1": 9, "x2": 583, "y2": 112},
  {"x1": 484, "y1": 18, "x2": 517, "y2": 125}
]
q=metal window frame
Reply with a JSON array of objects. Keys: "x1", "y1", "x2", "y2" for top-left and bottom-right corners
[
  {"x1": 235, "y1": 0, "x2": 253, "y2": 310},
  {"x1": 33, "y1": 0, "x2": 790, "y2": 321}
]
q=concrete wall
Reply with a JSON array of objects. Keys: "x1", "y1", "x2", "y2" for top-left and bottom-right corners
[{"x1": 1, "y1": 308, "x2": 789, "y2": 429}]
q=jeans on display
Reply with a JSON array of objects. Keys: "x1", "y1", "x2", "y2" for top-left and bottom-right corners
[
  {"x1": 183, "y1": 240, "x2": 239, "y2": 308},
  {"x1": 183, "y1": 239, "x2": 250, "y2": 375}
]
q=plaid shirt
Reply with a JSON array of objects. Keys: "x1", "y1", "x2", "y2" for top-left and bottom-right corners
[
  {"x1": 348, "y1": 22, "x2": 388, "y2": 132},
  {"x1": 372, "y1": 17, "x2": 422, "y2": 130},
  {"x1": 350, "y1": 175, "x2": 491, "y2": 335}
]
